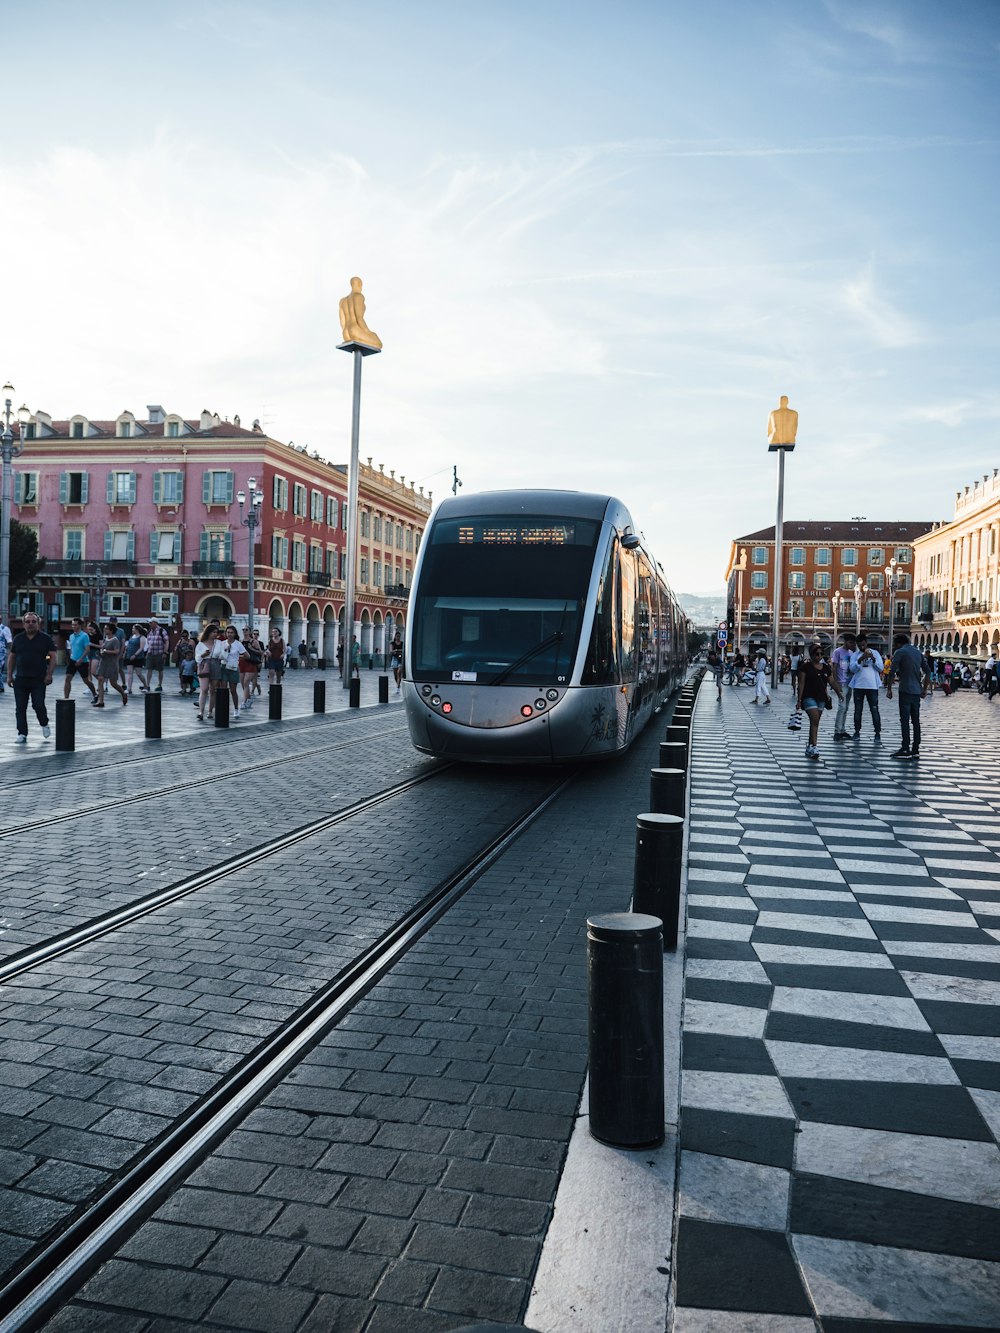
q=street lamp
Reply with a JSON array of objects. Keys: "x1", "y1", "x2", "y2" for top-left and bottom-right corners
[
  {"x1": 0, "y1": 384, "x2": 28, "y2": 624},
  {"x1": 854, "y1": 575, "x2": 867, "y2": 632},
  {"x1": 734, "y1": 547, "x2": 747, "y2": 657},
  {"x1": 767, "y1": 395, "x2": 798, "y2": 688},
  {"x1": 236, "y1": 477, "x2": 264, "y2": 635},
  {"x1": 886, "y1": 557, "x2": 898, "y2": 627},
  {"x1": 832, "y1": 590, "x2": 841, "y2": 643},
  {"x1": 93, "y1": 565, "x2": 106, "y2": 623}
]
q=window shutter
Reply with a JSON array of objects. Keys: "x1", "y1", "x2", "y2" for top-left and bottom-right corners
[
  {"x1": 59, "y1": 472, "x2": 69, "y2": 504},
  {"x1": 200, "y1": 531, "x2": 210, "y2": 561},
  {"x1": 202, "y1": 471, "x2": 211, "y2": 503},
  {"x1": 80, "y1": 473, "x2": 89, "y2": 504},
  {"x1": 282, "y1": 538, "x2": 289, "y2": 568},
  {"x1": 273, "y1": 475, "x2": 280, "y2": 508},
  {"x1": 226, "y1": 472, "x2": 235, "y2": 504},
  {"x1": 107, "y1": 474, "x2": 115, "y2": 503},
  {"x1": 104, "y1": 531, "x2": 113, "y2": 560},
  {"x1": 127, "y1": 531, "x2": 135, "y2": 560},
  {"x1": 81, "y1": 592, "x2": 91, "y2": 617},
  {"x1": 153, "y1": 472, "x2": 162, "y2": 504},
  {"x1": 150, "y1": 532, "x2": 158, "y2": 563},
  {"x1": 128, "y1": 473, "x2": 137, "y2": 504},
  {"x1": 175, "y1": 532, "x2": 183, "y2": 565},
  {"x1": 34, "y1": 592, "x2": 45, "y2": 616}
]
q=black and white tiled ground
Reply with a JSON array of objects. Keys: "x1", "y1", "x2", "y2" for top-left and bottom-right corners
[{"x1": 674, "y1": 682, "x2": 1000, "y2": 1332}]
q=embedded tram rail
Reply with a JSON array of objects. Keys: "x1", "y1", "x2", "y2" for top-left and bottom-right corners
[{"x1": 0, "y1": 758, "x2": 576, "y2": 1329}]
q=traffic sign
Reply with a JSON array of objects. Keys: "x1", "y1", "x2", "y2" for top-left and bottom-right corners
[
  {"x1": 717, "y1": 630, "x2": 728, "y2": 644},
  {"x1": 718, "y1": 621, "x2": 727, "y2": 631}
]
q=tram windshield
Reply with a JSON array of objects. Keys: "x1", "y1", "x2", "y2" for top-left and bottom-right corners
[{"x1": 411, "y1": 515, "x2": 601, "y2": 684}]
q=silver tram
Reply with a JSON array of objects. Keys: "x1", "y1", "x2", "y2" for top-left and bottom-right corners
[{"x1": 403, "y1": 490, "x2": 687, "y2": 762}]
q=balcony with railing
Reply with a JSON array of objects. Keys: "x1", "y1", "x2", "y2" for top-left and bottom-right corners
[
  {"x1": 40, "y1": 559, "x2": 137, "y2": 580},
  {"x1": 955, "y1": 600, "x2": 991, "y2": 618},
  {"x1": 383, "y1": 582, "x2": 410, "y2": 600},
  {"x1": 192, "y1": 560, "x2": 236, "y2": 577},
  {"x1": 307, "y1": 570, "x2": 332, "y2": 588}
]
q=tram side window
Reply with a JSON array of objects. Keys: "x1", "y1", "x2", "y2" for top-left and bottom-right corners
[
  {"x1": 583, "y1": 539, "x2": 618, "y2": 685},
  {"x1": 636, "y1": 557, "x2": 654, "y2": 680},
  {"x1": 619, "y1": 547, "x2": 637, "y2": 681}
]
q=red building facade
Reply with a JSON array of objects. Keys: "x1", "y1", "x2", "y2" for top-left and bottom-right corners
[{"x1": 13, "y1": 406, "x2": 433, "y2": 664}]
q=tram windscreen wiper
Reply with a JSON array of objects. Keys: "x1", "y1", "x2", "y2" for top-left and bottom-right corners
[{"x1": 487, "y1": 631, "x2": 564, "y2": 687}]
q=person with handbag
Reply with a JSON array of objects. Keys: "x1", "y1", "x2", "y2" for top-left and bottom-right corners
[
  {"x1": 796, "y1": 642, "x2": 843, "y2": 762},
  {"x1": 194, "y1": 625, "x2": 222, "y2": 722}
]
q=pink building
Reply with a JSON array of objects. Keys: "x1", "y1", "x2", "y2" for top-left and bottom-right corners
[{"x1": 13, "y1": 405, "x2": 432, "y2": 664}]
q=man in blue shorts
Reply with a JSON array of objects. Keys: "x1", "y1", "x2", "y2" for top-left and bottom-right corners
[{"x1": 63, "y1": 617, "x2": 98, "y2": 702}]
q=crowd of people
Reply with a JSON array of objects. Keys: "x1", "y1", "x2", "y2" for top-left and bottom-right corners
[
  {"x1": 1, "y1": 614, "x2": 408, "y2": 742},
  {"x1": 703, "y1": 632, "x2": 987, "y2": 762}
]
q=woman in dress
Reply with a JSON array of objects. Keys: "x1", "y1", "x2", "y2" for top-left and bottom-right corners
[
  {"x1": 194, "y1": 625, "x2": 221, "y2": 721},
  {"x1": 389, "y1": 632, "x2": 404, "y2": 694},
  {"x1": 266, "y1": 627, "x2": 285, "y2": 686},
  {"x1": 796, "y1": 642, "x2": 843, "y2": 761},
  {"x1": 95, "y1": 625, "x2": 128, "y2": 707},
  {"x1": 753, "y1": 650, "x2": 771, "y2": 705}
]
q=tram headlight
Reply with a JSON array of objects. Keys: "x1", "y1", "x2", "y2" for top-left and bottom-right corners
[
  {"x1": 431, "y1": 694, "x2": 442, "y2": 707},
  {"x1": 534, "y1": 699, "x2": 546, "y2": 710},
  {"x1": 546, "y1": 689, "x2": 559, "y2": 701},
  {"x1": 422, "y1": 685, "x2": 433, "y2": 698}
]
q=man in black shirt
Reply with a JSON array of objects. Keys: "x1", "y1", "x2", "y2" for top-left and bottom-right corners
[{"x1": 7, "y1": 612, "x2": 56, "y2": 743}]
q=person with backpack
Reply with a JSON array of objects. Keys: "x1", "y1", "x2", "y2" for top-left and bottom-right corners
[{"x1": 123, "y1": 624, "x2": 148, "y2": 695}]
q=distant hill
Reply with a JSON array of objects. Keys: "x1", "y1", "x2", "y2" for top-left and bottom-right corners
[{"x1": 677, "y1": 592, "x2": 726, "y2": 626}]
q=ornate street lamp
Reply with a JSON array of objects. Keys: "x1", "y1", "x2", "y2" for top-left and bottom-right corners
[
  {"x1": 236, "y1": 477, "x2": 264, "y2": 635},
  {"x1": 853, "y1": 575, "x2": 868, "y2": 632},
  {"x1": 832, "y1": 590, "x2": 841, "y2": 643}
]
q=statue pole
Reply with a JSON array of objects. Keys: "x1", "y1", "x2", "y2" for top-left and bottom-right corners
[
  {"x1": 767, "y1": 396, "x2": 797, "y2": 691},
  {"x1": 337, "y1": 277, "x2": 382, "y2": 690}
]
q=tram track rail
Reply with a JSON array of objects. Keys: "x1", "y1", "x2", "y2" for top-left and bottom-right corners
[
  {"x1": 0, "y1": 771, "x2": 575, "y2": 1333},
  {"x1": 3, "y1": 722, "x2": 410, "y2": 839},
  {"x1": 0, "y1": 759, "x2": 445, "y2": 986}
]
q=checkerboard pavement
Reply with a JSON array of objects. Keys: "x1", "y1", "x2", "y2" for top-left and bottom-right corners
[{"x1": 674, "y1": 680, "x2": 1000, "y2": 1331}]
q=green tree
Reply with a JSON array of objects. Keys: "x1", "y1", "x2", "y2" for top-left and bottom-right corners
[
  {"x1": 10, "y1": 519, "x2": 45, "y2": 589},
  {"x1": 687, "y1": 630, "x2": 708, "y2": 655}
]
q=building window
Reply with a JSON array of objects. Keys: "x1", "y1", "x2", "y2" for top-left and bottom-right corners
[
  {"x1": 341, "y1": 501, "x2": 348, "y2": 529},
  {"x1": 814, "y1": 600, "x2": 829, "y2": 617},
  {"x1": 373, "y1": 515, "x2": 383, "y2": 542},
  {"x1": 311, "y1": 490, "x2": 323, "y2": 522},
  {"x1": 64, "y1": 530, "x2": 84, "y2": 560},
  {"x1": 153, "y1": 592, "x2": 179, "y2": 615},
  {"x1": 202, "y1": 470, "x2": 234, "y2": 505},
  {"x1": 360, "y1": 511, "x2": 370, "y2": 538},
  {"x1": 360, "y1": 556, "x2": 369, "y2": 583},
  {"x1": 272, "y1": 476, "x2": 288, "y2": 510},
  {"x1": 813, "y1": 572, "x2": 830, "y2": 590},
  {"x1": 868, "y1": 572, "x2": 883, "y2": 591},
  {"x1": 750, "y1": 572, "x2": 767, "y2": 589},
  {"x1": 396, "y1": 525, "x2": 404, "y2": 548},
  {"x1": 840, "y1": 573, "x2": 856, "y2": 590},
  {"x1": 748, "y1": 597, "x2": 767, "y2": 612},
  {"x1": 72, "y1": 421, "x2": 85, "y2": 439},
  {"x1": 789, "y1": 547, "x2": 805, "y2": 565},
  {"x1": 292, "y1": 484, "x2": 307, "y2": 517},
  {"x1": 788, "y1": 571, "x2": 805, "y2": 589},
  {"x1": 373, "y1": 559, "x2": 382, "y2": 587},
  {"x1": 153, "y1": 470, "x2": 183, "y2": 504},
  {"x1": 59, "y1": 471, "x2": 89, "y2": 505},
  {"x1": 15, "y1": 472, "x2": 39, "y2": 504},
  {"x1": 867, "y1": 601, "x2": 883, "y2": 622},
  {"x1": 151, "y1": 531, "x2": 180, "y2": 563},
  {"x1": 815, "y1": 547, "x2": 831, "y2": 566},
  {"x1": 841, "y1": 548, "x2": 858, "y2": 566},
  {"x1": 326, "y1": 496, "x2": 337, "y2": 527},
  {"x1": 292, "y1": 540, "x2": 306, "y2": 572},
  {"x1": 326, "y1": 548, "x2": 338, "y2": 578},
  {"x1": 896, "y1": 572, "x2": 911, "y2": 591},
  {"x1": 339, "y1": 551, "x2": 347, "y2": 579},
  {"x1": 166, "y1": 421, "x2": 180, "y2": 438},
  {"x1": 406, "y1": 529, "x2": 414, "y2": 553},
  {"x1": 868, "y1": 547, "x2": 884, "y2": 566},
  {"x1": 751, "y1": 546, "x2": 767, "y2": 564},
  {"x1": 107, "y1": 592, "x2": 130, "y2": 614},
  {"x1": 119, "y1": 422, "x2": 132, "y2": 438},
  {"x1": 894, "y1": 546, "x2": 912, "y2": 563},
  {"x1": 309, "y1": 544, "x2": 323, "y2": 574},
  {"x1": 200, "y1": 531, "x2": 232, "y2": 563},
  {"x1": 788, "y1": 599, "x2": 804, "y2": 617},
  {"x1": 108, "y1": 471, "x2": 137, "y2": 505},
  {"x1": 106, "y1": 530, "x2": 135, "y2": 562},
  {"x1": 271, "y1": 535, "x2": 284, "y2": 567}
]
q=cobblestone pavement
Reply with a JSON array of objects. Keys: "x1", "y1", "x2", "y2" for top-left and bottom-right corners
[
  {"x1": 673, "y1": 680, "x2": 1000, "y2": 1331},
  {"x1": 36, "y1": 698, "x2": 665, "y2": 1330},
  {"x1": 0, "y1": 747, "x2": 560, "y2": 1295}
]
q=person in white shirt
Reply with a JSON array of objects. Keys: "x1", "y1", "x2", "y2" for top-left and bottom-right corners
[
  {"x1": 753, "y1": 651, "x2": 771, "y2": 705},
  {"x1": 848, "y1": 632, "x2": 884, "y2": 741}
]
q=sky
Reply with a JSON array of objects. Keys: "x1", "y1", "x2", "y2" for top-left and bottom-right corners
[{"x1": 3, "y1": 0, "x2": 999, "y2": 595}]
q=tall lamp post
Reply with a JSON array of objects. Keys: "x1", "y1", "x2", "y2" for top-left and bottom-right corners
[
  {"x1": 886, "y1": 556, "x2": 898, "y2": 633},
  {"x1": 734, "y1": 547, "x2": 747, "y2": 657},
  {"x1": 767, "y1": 395, "x2": 798, "y2": 689},
  {"x1": 0, "y1": 384, "x2": 28, "y2": 624},
  {"x1": 854, "y1": 576, "x2": 868, "y2": 633},
  {"x1": 237, "y1": 477, "x2": 264, "y2": 635},
  {"x1": 832, "y1": 590, "x2": 841, "y2": 644}
]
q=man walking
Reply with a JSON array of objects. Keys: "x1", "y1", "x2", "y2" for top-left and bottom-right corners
[
  {"x1": 887, "y1": 632, "x2": 929, "y2": 760},
  {"x1": 831, "y1": 631, "x2": 856, "y2": 740},
  {"x1": 849, "y1": 632, "x2": 884, "y2": 741},
  {"x1": 144, "y1": 618, "x2": 169, "y2": 692},
  {"x1": 7, "y1": 612, "x2": 55, "y2": 742},
  {"x1": 63, "y1": 617, "x2": 97, "y2": 702}
]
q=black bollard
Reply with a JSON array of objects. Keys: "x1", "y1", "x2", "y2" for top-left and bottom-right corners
[
  {"x1": 55, "y1": 699, "x2": 75, "y2": 752},
  {"x1": 659, "y1": 740, "x2": 687, "y2": 772},
  {"x1": 633, "y1": 812, "x2": 684, "y2": 950},
  {"x1": 650, "y1": 766, "x2": 686, "y2": 818},
  {"x1": 665, "y1": 722, "x2": 689, "y2": 751},
  {"x1": 313, "y1": 680, "x2": 326, "y2": 713},
  {"x1": 269, "y1": 683, "x2": 282, "y2": 720},
  {"x1": 378, "y1": 675, "x2": 390, "y2": 704},
  {"x1": 587, "y1": 912, "x2": 664, "y2": 1147},
  {"x1": 144, "y1": 690, "x2": 162, "y2": 739},
  {"x1": 349, "y1": 678, "x2": 361, "y2": 709},
  {"x1": 214, "y1": 687, "x2": 230, "y2": 729}
]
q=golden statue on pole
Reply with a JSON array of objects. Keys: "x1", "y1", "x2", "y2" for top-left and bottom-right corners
[
  {"x1": 338, "y1": 276, "x2": 382, "y2": 350},
  {"x1": 767, "y1": 395, "x2": 798, "y2": 447}
]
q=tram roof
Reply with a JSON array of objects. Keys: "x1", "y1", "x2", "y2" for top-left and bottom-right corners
[{"x1": 431, "y1": 490, "x2": 621, "y2": 521}]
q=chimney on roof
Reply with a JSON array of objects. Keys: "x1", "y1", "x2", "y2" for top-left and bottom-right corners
[
  {"x1": 252, "y1": 418, "x2": 261, "y2": 432},
  {"x1": 200, "y1": 409, "x2": 213, "y2": 431},
  {"x1": 147, "y1": 405, "x2": 165, "y2": 424},
  {"x1": 234, "y1": 414, "x2": 240, "y2": 428},
  {"x1": 212, "y1": 412, "x2": 221, "y2": 427}
]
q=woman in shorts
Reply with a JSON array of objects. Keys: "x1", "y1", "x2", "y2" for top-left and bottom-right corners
[
  {"x1": 95, "y1": 625, "x2": 128, "y2": 707},
  {"x1": 266, "y1": 627, "x2": 286, "y2": 686},
  {"x1": 796, "y1": 642, "x2": 843, "y2": 761},
  {"x1": 220, "y1": 625, "x2": 244, "y2": 717},
  {"x1": 123, "y1": 624, "x2": 148, "y2": 694}
]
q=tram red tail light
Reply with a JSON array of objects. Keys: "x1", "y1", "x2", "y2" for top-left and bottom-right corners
[
  {"x1": 520, "y1": 705, "x2": 533, "y2": 717},
  {"x1": 441, "y1": 702, "x2": 453, "y2": 714}
]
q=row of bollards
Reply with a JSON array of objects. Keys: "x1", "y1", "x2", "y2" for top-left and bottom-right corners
[
  {"x1": 49, "y1": 674, "x2": 395, "y2": 750},
  {"x1": 588, "y1": 675, "x2": 700, "y2": 1148}
]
